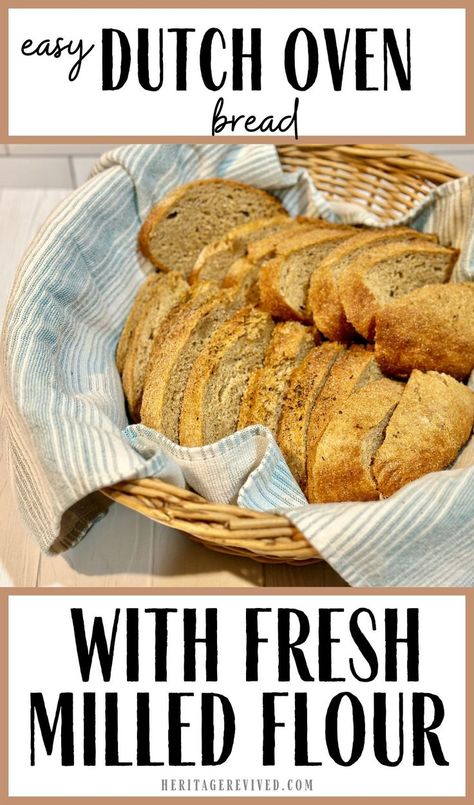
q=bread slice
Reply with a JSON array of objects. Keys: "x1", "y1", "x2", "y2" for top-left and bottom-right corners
[
  {"x1": 220, "y1": 220, "x2": 337, "y2": 305},
  {"x1": 116, "y1": 273, "x2": 163, "y2": 375},
  {"x1": 121, "y1": 272, "x2": 189, "y2": 419},
  {"x1": 139, "y1": 179, "x2": 285, "y2": 278},
  {"x1": 189, "y1": 215, "x2": 291, "y2": 285},
  {"x1": 277, "y1": 342, "x2": 345, "y2": 488},
  {"x1": 140, "y1": 283, "x2": 242, "y2": 440},
  {"x1": 309, "y1": 227, "x2": 438, "y2": 342},
  {"x1": 339, "y1": 241, "x2": 458, "y2": 340},
  {"x1": 375, "y1": 282, "x2": 474, "y2": 380},
  {"x1": 259, "y1": 227, "x2": 356, "y2": 322},
  {"x1": 179, "y1": 306, "x2": 274, "y2": 446},
  {"x1": 245, "y1": 219, "x2": 335, "y2": 265},
  {"x1": 238, "y1": 321, "x2": 316, "y2": 433},
  {"x1": 306, "y1": 345, "x2": 378, "y2": 502},
  {"x1": 312, "y1": 377, "x2": 404, "y2": 502},
  {"x1": 373, "y1": 370, "x2": 474, "y2": 497}
]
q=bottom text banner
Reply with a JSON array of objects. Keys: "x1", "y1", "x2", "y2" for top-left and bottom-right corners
[{"x1": 6, "y1": 593, "x2": 466, "y2": 798}]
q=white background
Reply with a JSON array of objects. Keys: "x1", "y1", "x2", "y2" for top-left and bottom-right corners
[
  {"x1": 8, "y1": 594, "x2": 466, "y2": 797},
  {"x1": 8, "y1": 8, "x2": 466, "y2": 136}
]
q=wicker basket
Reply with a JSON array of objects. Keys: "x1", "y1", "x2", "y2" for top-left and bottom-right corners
[{"x1": 102, "y1": 144, "x2": 464, "y2": 565}]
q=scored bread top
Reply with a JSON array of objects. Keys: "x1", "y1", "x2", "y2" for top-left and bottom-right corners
[
  {"x1": 259, "y1": 227, "x2": 356, "y2": 322},
  {"x1": 140, "y1": 283, "x2": 241, "y2": 440},
  {"x1": 312, "y1": 377, "x2": 404, "y2": 502},
  {"x1": 139, "y1": 179, "x2": 285, "y2": 278},
  {"x1": 309, "y1": 227, "x2": 438, "y2": 343},
  {"x1": 339, "y1": 240, "x2": 459, "y2": 340},
  {"x1": 277, "y1": 341, "x2": 345, "y2": 489},
  {"x1": 373, "y1": 370, "x2": 474, "y2": 497},
  {"x1": 306, "y1": 345, "x2": 377, "y2": 503},
  {"x1": 238, "y1": 321, "x2": 317, "y2": 433},
  {"x1": 179, "y1": 305, "x2": 274, "y2": 446},
  {"x1": 375, "y1": 282, "x2": 474, "y2": 380},
  {"x1": 189, "y1": 215, "x2": 292, "y2": 286}
]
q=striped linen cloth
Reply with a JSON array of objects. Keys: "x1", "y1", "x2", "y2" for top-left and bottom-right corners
[{"x1": 1, "y1": 144, "x2": 473, "y2": 586}]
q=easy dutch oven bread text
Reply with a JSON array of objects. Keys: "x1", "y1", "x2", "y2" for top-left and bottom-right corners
[{"x1": 117, "y1": 179, "x2": 474, "y2": 503}]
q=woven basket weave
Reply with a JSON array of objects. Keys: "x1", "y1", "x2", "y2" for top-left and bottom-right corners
[{"x1": 103, "y1": 144, "x2": 464, "y2": 564}]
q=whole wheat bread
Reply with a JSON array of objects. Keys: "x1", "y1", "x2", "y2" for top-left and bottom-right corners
[
  {"x1": 259, "y1": 227, "x2": 356, "y2": 322},
  {"x1": 189, "y1": 215, "x2": 291, "y2": 286},
  {"x1": 312, "y1": 377, "x2": 404, "y2": 502},
  {"x1": 179, "y1": 306, "x2": 274, "y2": 446},
  {"x1": 309, "y1": 228, "x2": 438, "y2": 342},
  {"x1": 238, "y1": 321, "x2": 316, "y2": 433},
  {"x1": 116, "y1": 273, "x2": 163, "y2": 376},
  {"x1": 277, "y1": 342, "x2": 345, "y2": 488},
  {"x1": 373, "y1": 370, "x2": 474, "y2": 497},
  {"x1": 121, "y1": 272, "x2": 189, "y2": 419},
  {"x1": 140, "y1": 284, "x2": 243, "y2": 440},
  {"x1": 306, "y1": 346, "x2": 379, "y2": 502},
  {"x1": 339, "y1": 241, "x2": 458, "y2": 340},
  {"x1": 375, "y1": 282, "x2": 474, "y2": 380},
  {"x1": 139, "y1": 179, "x2": 284, "y2": 278}
]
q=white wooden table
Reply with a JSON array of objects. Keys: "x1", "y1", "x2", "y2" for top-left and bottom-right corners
[{"x1": 0, "y1": 189, "x2": 346, "y2": 588}]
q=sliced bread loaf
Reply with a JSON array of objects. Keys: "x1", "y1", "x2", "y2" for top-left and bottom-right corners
[
  {"x1": 189, "y1": 215, "x2": 291, "y2": 285},
  {"x1": 375, "y1": 282, "x2": 474, "y2": 380},
  {"x1": 306, "y1": 345, "x2": 378, "y2": 502},
  {"x1": 339, "y1": 240, "x2": 458, "y2": 340},
  {"x1": 238, "y1": 321, "x2": 316, "y2": 433},
  {"x1": 179, "y1": 306, "x2": 274, "y2": 446},
  {"x1": 222, "y1": 256, "x2": 261, "y2": 303},
  {"x1": 309, "y1": 227, "x2": 438, "y2": 342},
  {"x1": 121, "y1": 272, "x2": 189, "y2": 419},
  {"x1": 221, "y1": 221, "x2": 337, "y2": 305},
  {"x1": 311, "y1": 377, "x2": 404, "y2": 502},
  {"x1": 373, "y1": 370, "x2": 474, "y2": 497},
  {"x1": 139, "y1": 179, "x2": 284, "y2": 278},
  {"x1": 277, "y1": 342, "x2": 345, "y2": 489},
  {"x1": 259, "y1": 227, "x2": 356, "y2": 322},
  {"x1": 116, "y1": 273, "x2": 163, "y2": 375},
  {"x1": 245, "y1": 219, "x2": 334, "y2": 265},
  {"x1": 140, "y1": 284, "x2": 242, "y2": 440}
]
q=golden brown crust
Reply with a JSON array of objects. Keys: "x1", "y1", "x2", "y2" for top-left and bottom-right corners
[
  {"x1": 339, "y1": 241, "x2": 459, "y2": 340},
  {"x1": 238, "y1": 321, "x2": 317, "y2": 432},
  {"x1": 312, "y1": 377, "x2": 404, "y2": 502},
  {"x1": 189, "y1": 215, "x2": 291, "y2": 285},
  {"x1": 246, "y1": 221, "x2": 328, "y2": 264},
  {"x1": 258, "y1": 228, "x2": 356, "y2": 323},
  {"x1": 308, "y1": 227, "x2": 437, "y2": 342},
  {"x1": 277, "y1": 342, "x2": 345, "y2": 488},
  {"x1": 116, "y1": 273, "x2": 162, "y2": 374},
  {"x1": 375, "y1": 282, "x2": 474, "y2": 380},
  {"x1": 139, "y1": 179, "x2": 285, "y2": 272},
  {"x1": 121, "y1": 272, "x2": 189, "y2": 420},
  {"x1": 179, "y1": 306, "x2": 274, "y2": 446},
  {"x1": 373, "y1": 370, "x2": 474, "y2": 497},
  {"x1": 306, "y1": 345, "x2": 376, "y2": 502},
  {"x1": 140, "y1": 282, "x2": 224, "y2": 434},
  {"x1": 223, "y1": 256, "x2": 254, "y2": 289}
]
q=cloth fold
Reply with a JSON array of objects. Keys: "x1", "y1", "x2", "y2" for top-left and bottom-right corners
[{"x1": 1, "y1": 144, "x2": 473, "y2": 586}]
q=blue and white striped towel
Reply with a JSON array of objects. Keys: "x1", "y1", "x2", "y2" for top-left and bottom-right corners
[{"x1": 1, "y1": 144, "x2": 473, "y2": 586}]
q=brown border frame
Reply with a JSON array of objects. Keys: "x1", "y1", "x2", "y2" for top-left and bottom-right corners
[
  {"x1": 0, "y1": 587, "x2": 471, "y2": 804},
  {"x1": 0, "y1": 0, "x2": 472, "y2": 143}
]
